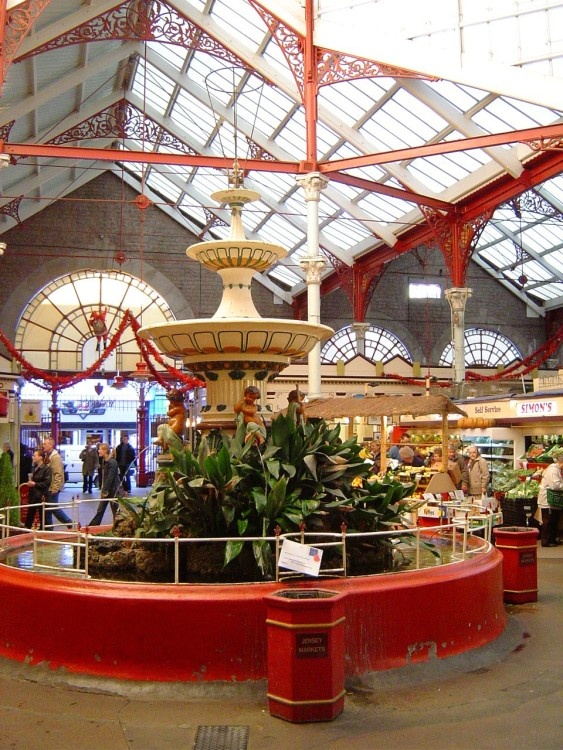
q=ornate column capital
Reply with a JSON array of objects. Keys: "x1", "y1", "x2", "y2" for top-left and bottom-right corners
[
  {"x1": 300, "y1": 256, "x2": 326, "y2": 284},
  {"x1": 445, "y1": 287, "x2": 472, "y2": 315},
  {"x1": 295, "y1": 172, "x2": 329, "y2": 201}
]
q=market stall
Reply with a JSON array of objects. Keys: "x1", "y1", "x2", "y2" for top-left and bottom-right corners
[{"x1": 304, "y1": 393, "x2": 467, "y2": 475}]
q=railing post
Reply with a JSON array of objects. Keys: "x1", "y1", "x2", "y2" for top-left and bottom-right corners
[
  {"x1": 173, "y1": 525, "x2": 180, "y2": 584},
  {"x1": 340, "y1": 522, "x2": 347, "y2": 578},
  {"x1": 462, "y1": 516, "x2": 468, "y2": 559},
  {"x1": 274, "y1": 525, "x2": 281, "y2": 582},
  {"x1": 83, "y1": 528, "x2": 90, "y2": 578}
]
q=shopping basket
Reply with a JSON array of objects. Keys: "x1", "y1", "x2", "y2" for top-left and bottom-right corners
[{"x1": 546, "y1": 489, "x2": 563, "y2": 509}]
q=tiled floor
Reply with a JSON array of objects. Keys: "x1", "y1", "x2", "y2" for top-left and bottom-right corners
[{"x1": 1, "y1": 486, "x2": 561, "y2": 749}]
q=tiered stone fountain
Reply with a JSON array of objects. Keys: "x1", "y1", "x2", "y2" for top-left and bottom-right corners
[{"x1": 139, "y1": 185, "x2": 334, "y2": 431}]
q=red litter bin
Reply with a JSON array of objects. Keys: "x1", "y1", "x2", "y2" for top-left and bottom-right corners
[
  {"x1": 493, "y1": 526, "x2": 539, "y2": 604},
  {"x1": 265, "y1": 588, "x2": 346, "y2": 723}
]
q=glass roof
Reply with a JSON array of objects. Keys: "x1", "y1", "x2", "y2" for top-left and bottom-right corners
[{"x1": 0, "y1": 0, "x2": 561, "y2": 314}]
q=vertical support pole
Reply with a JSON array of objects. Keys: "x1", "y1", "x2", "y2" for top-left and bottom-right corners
[
  {"x1": 444, "y1": 287, "x2": 472, "y2": 385},
  {"x1": 136, "y1": 383, "x2": 148, "y2": 486},
  {"x1": 297, "y1": 172, "x2": 328, "y2": 400},
  {"x1": 49, "y1": 388, "x2": 60, "y2": 445}
]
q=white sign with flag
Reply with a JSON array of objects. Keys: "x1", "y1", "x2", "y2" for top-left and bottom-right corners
[{"x1": 278, "y1": 538, "x2": 323, "y2": 577}]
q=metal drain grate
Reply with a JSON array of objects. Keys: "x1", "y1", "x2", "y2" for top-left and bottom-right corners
[{"x1": 193, "y1": 725, "x2": 249, "y2": 750}]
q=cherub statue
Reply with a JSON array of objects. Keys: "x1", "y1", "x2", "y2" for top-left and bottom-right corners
[{"x1": 234, "y1": 385, "x2": 267, "y2": 444}]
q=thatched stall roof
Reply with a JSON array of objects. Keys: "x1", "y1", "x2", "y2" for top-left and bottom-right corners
[{"x1": 303, "y1": 394, "x2": 467, "y2": 420}]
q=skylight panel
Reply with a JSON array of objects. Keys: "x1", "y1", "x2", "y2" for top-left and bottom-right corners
[
  {"x1": 358, "y1": 192, "x2": 417, "y2": 223},
  {"x1": 529, "y1": 282, "x2": 562, "y2": 301},
  {"x1": 192, "y1": 171, "x2": 229, "y2": 199},
  {"x1": 391, "y1": 89, "x2": 449, "y2": 136},
  {"x1": 170, "y1": 90, "x2": 217, "y2": 146},
  {"x1": 241, "y1": 84, "x2": 297, "y2": 142},
  {"x1": 148, "y1": 40, "x2": 186, "y2": 71},
  {"x1": 250, "y1": 171, "x2": 297, "y2": 200},
  {"x1": 429, "y1": 80, "x2": 480, "y2": 112},
  {"x1": 316, "y1": 120, "x2": 343, "y2": 155},
  {"x1": 319, "y1": 84, "x2": 369, "y2": 127},
  {"x1": 146, "y1": 172, "x2": 182, "y2": 203},
  {"x1": 322, "y1": 214, "x2": 372, "y2": 246},
  {"x1": 501, "y1": 96, "x2": 561, "y2": 125},
  {"x1": 268, "y1": 263, "x2": 302, "y2": 288},
  {"x1": 406, "y1": 157, "x2": 457, "y2": 192},
  {"x1": 471, "y1": 106, "x2": 521, "y2": 135},
  {"x1": 360, "y1": 108, "x2": 424, "y2": 152},
  {"x1": 210, "y1": 0, "x2": 269, "y2": 48},
  {"x1": 132, "y1": 59, "x2": 175, "y2": 115},
  {"x1": 177, "y1": 198, "x2": 208, "y2": 227},
  {"x1": 257, "y1": 217, "x2": 297, "y2": 248},
  {"x1": 260, "y1": 213, "x2": 303, "y2": 247},
  {"x1": 273, "y1": 112, "x2": 307, "y2": 158},
  {"x1": 542, "y1": 248, "x2": 563, "y2": 276},
  {"x1": 477, "y1": 238, "x2": 518, "y2": 269}
]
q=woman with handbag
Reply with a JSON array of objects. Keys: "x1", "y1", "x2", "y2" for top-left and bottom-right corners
[
  {"x1": 537, "y1": 447, "x2": 563, "y2": 547},
  {"x1": 24, "y1": 449, "x2": 51, "y2": 529}
]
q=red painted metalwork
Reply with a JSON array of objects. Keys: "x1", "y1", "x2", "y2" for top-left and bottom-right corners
[
  {"x1": 323, "y1": 250, "x2": 385, "y2": 322},
  {"x1": 0, "y1": 195, "x2": 22, "y2": 225},
  {"x1": 4, "y1": 124, "x2": 561, "y2": 177},
  {"x1": 249, "y1": 0, "x2": 435, "y2": 101},
  {"x1": 329, "y1": 170, "x2": 452, "y2": 211},
  {"x1": 321, "y1": 123, "x2": 563, "y2": 173},
  {"x1": 420, "y1": 206, "x2": 494, "y2": 288},
  {"x1": 1, "y1": 0, "x2": 53, "y2": 86},
  {"x1": 48, "y1": 99, "x2": 197, "y2": 154},
  {"x1": 0, "y1": 534, "x2": 506, "y2": 682},
  {"x1": 48, "y1": 391, "x2": 60, "y2": 446},
  {"x1": 136, "y1": 389, "x2": 149, "y2": 487},
  {"x1": 14, "y1": 0, "x2": 251, "y2": 75},
  {"x1": 303, "y1": 0, "x2": 319, "y2": 166},
  {"x1": 1, "y1": 142, "x2": 300, "y2": 172}
]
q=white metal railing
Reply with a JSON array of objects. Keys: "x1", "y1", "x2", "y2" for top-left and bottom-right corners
[{"x1": 0, "y1": 500, "x2": 493, "y2": 584}]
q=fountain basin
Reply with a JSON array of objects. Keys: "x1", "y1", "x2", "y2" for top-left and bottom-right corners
[
  {"x1": 139, "y1": 318, "x2": 334, "y2": 366},
  {"x1": 0, "y1": 535, "x2": 506, "y2": 682}
]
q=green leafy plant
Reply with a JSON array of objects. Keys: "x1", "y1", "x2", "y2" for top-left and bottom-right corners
[
  {"x1": 116, "y1": 414, "x2": 419, "y2": 580},
  {"x1": 0, "y1": 452, "x2": 20, "y2": 527}
]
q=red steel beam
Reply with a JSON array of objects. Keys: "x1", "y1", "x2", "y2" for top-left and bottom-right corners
[{"x1": 320, "y1": 124, "x2": 563, "y2": 172}]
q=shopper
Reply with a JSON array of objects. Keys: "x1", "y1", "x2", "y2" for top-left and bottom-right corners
[
  {"x1": 42, "y1": 437, "x2": 72, "y2": 529},
  {"x1": 24, "y1": 448, "x2": 51, "y2": 530},
  {"x1": 398, "y1": 445, "x2": 424, "y2": 467},
  {"x1": 116, "y1": 433, "x2": 136, "y2": 493},
  {"x1": 79, "y1": 443, "x2": 99, "y2": 494},
  {"x1": 537, "y1": 446, "x2": 563, "y2": 547},
  {"x1": 448, "y1": 442, "x2": 469, "y2": 490},
  {"x1": 88, "y1": 443, "x2": 121, "y2": 527},
  {"x1": 388, "y1": 432, "x2": 411, "y2": 460},
  {"x1": 466, "y1": 445, "x2": 490, "y2": 501}
]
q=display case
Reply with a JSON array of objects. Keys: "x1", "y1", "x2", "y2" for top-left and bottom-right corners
[{"x1": 460, "y1": 429, "x2": 519, "y2": 482}]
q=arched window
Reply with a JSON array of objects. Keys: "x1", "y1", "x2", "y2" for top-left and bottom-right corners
[
  {"x1": 15, "y1": 270, "x2": 176, "y2": 373},
  {"x1": 439, "y1": 328, "x2": 522, "y2": 367},
  {"x1": 321, "y1": 325, "x2": 412, "y2": 364}
]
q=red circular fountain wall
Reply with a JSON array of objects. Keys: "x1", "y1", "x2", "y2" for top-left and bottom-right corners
[{"x1": 0, "y1": 535, "x2": 505, "y2": 682}]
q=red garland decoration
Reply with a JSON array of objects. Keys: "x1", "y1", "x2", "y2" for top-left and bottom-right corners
[
  {"x1": 465, "y1": 326, "x2": 562, "y2": 382},
  {"x1": 0, "y1": 310, "x2": 204, "y2": 393}
]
